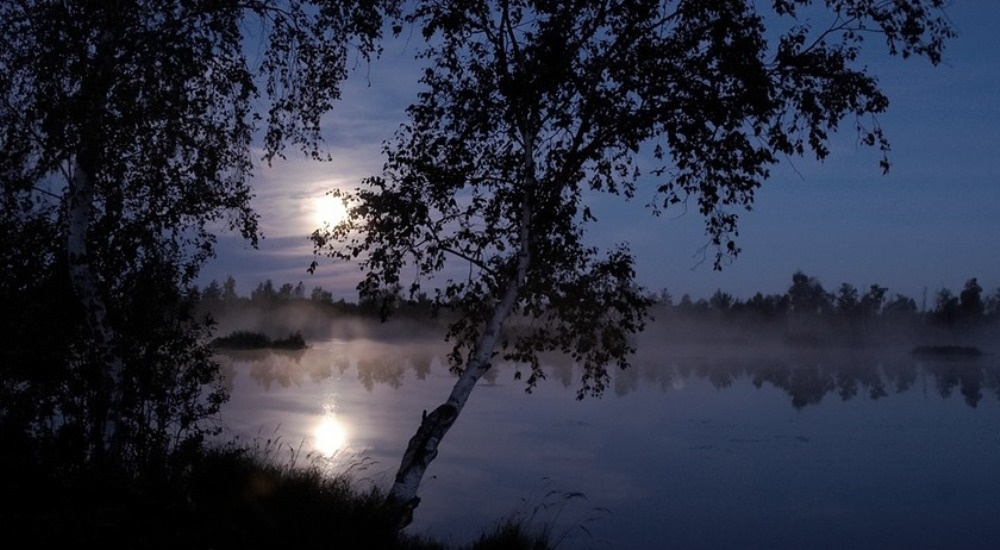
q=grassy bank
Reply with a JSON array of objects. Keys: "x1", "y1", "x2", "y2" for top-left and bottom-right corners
[{"x1": 3, "y1": 438, "x2": 551, "y2": 550}]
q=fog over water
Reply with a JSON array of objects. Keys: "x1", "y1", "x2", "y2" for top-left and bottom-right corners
[{"x1": 210, "y1": 305, "x2": 1000, "y2": 549}]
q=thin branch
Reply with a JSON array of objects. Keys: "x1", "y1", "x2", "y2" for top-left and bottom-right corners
[
  {"x1": 31, "y1": 185, "x2": 63, "y2": 200},
  {"x1": 438, "y1": 244, "x2": 496, "y2": 275}
]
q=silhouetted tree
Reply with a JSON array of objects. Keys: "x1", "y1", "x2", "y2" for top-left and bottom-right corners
[
  {"x1": 745, "y1": 292, "x2": 789, "y2": 320},
  {"x1": 985, "y1": 288, "x2": 1000, "y2": 322},
  {"x1": 277, "y1": 282, "x2": 296, "y2": 302},
  {"x1": 934, "y1": 288, "x2": 960, "y2": 327},
  {"x1": 310, "y1": 0, "x2": 952, "y2": 525},
  {"x1": 860, "y1": 284, "x2": 888, "y2": 322},
  {"x1": 882, "y1": 293, "x2": 919, "y2": 325},
  {"x1": 202, "y1": 280, "x2": 224, "y2": 303},
  {"x1": 1, "y1": 0, "x2": 394, "y2": 467},
  {"x1": 709, "y1": 290, "x2": 736, "y2": 313},
  {"x1": 958, "y1": 277, "x2": 984, "y2": 325},
  {"x1": 836, "y1": 283, "x2": 861, "y2": 319},
  {"x1": 788, "y1": 271, "x2": 833, "y2": 317},
  {"x1": 311, "y1": 286, "x2": 334, "y2": 304},
  {"x1": 251, "y1": 280, "x2": 277, "y2": 308},
  {"x1": 222, "y1": 275, "x2": 240, "y2": 303}
]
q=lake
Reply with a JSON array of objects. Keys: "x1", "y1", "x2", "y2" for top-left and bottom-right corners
[{"x1": 215, "y1": 332, "x2": 1000, "y2": 549}]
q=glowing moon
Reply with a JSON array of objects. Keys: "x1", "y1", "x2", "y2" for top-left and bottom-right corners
[
  {"x1": 313, "y1": 415, "x2": 348, "y2": 456},
  {"x1": 314, "y1": 194, "x2": 348, "y2": 228}
]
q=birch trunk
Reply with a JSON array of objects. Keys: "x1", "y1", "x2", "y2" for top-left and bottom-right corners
[
  {"x1": 386, "y1": 138, "x2": 537, "y2": 527},
  {"x1": 67, "y1": 29, "x2": 126, "y2": 459},
  {"x1": 67, "y1": 158, "x2": 125, "y2": 459}
]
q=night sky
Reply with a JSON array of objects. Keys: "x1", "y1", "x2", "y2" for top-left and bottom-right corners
[{"x1": 200, "y1": 2, "x2": 1000, "y2": 305}]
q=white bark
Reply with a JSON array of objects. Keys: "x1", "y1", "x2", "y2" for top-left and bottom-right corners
[
  {"x1": 63, "y1": 28, "x2": 127, "y2": 458},
  {"x1": 387, "y1": 135, "x2": 537, "y2": 526},
  {"x1": 67, "y1": 158, "x2": 124, "y2": 455}
]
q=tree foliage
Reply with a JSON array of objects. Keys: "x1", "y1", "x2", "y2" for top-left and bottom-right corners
[
  {"x1": 0, "y1": 0, "x2": 394, "y2": 471},
  {"x1": 311, "y1": 0, "x2": 953, "y2": 523},
  {"x1": 315, "y1": 0, "x2": 953, "y2": 396}
]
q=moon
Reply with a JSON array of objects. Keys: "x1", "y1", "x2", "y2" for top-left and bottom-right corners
[
  {"x1": 313, "y1": 194, "x2": 348, "y2": 228},
  {"x1": 313, "y1": 415, "x2": 348, "y2": 456}
]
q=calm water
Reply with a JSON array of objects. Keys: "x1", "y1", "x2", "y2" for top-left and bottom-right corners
[{"x1": 216, "y1": 336, "x2": 1000, "y2": 549}]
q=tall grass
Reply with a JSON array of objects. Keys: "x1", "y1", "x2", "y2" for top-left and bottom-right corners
[
  {"x1": 4, "y1": 431, "x2": 557, "y2": 549},
  {"x1": 465, "y1": 477, "x2": 613, "y2": 550}
]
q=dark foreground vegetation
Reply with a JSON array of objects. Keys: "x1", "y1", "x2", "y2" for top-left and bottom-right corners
[{"x1": 3, "y1": 437, "x2": 551, "y2": 550}]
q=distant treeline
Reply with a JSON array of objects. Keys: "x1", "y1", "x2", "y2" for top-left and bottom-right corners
[
  {"x1": 194, "y1": 275, "x2": 451, "y2": 343},
  {"x1": 197, "y1": 271, "x2": 1000, "y2": 330},
  {"x1": 195, "y1": 275, "x2": 436, "y2": 318},
  {"x1": 653, "y1": 271, "x2": 999, "y2": 330}
]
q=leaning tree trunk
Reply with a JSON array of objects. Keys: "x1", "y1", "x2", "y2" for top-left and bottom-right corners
[{"x1": 386, "y1": 140, "x2": 537, "y2": 528}]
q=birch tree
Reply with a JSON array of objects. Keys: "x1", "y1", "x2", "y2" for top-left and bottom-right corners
[
  {"x1": 0, "y1": 0, "x2": 394, "y2": 466},
  {"x1": 312, "y1": 0, "x2": 952, "y2": 526}
]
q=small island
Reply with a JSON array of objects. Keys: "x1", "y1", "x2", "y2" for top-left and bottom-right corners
[{"x1": 210, "y1": 330, "x2": 307, "y2": 351}]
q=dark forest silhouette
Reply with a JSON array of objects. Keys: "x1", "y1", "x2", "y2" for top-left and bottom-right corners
[{"x1": 200, "y1": 270, "x2": 1000, "y2": 345}]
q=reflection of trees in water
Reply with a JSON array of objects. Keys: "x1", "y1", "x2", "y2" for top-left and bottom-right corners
[
  {"x1": 880, "y1": 359, "x2": 919, "y2": 394},
  {"x1": 752, "y1": 361, "x2": 838, "y2": 409},
  {"x1": 355, "y1": 346, "x2": 452, "y2": 390},
  {"x1": 923, "y1": 360, "x2": 995, "y2": 408},
  {"x1": 539, "y1": 352, "x2": 576, "y2": 389},
  {"x1": 411, "y1": 352, "x2": 433, "y2": 380},
  {"x1": 356, "y1": 353, "x2": 407, "y2": 390},
  {"x1": 218, "y1": 344, "x2": 1000, "y2": 409},
  {"x1": 613, "y1": 358, "x2": 643, "y2": 397},
  {"x1": 215, "y1": 348, "x2": 342, "y2": 390},
  {"x1": 638, "y1": 358, "x2": 682, "y2": 392},
  {"x1": 832, "y1": 359, "x2": 888, "y2": 401},
  {"x1": 651, "y1": 352, "x2": 999, "y2": 410},
  {"x1": 247, "y1": 355, "x2": 304, "y2": 390},
  {"x1": 214, "y1": 349, "x2": 307, "y2": 390},
  {"x1": 217, "y1": 342, "x2": 449, "y2": 392},
  {"x1": 598, "y1": 348, "x2": 997, "y2": 410}
]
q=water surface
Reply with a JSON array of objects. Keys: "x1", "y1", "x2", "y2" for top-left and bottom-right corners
[{"x1": 217, "y1": 337, "x2": 1000, "y2": 549}]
